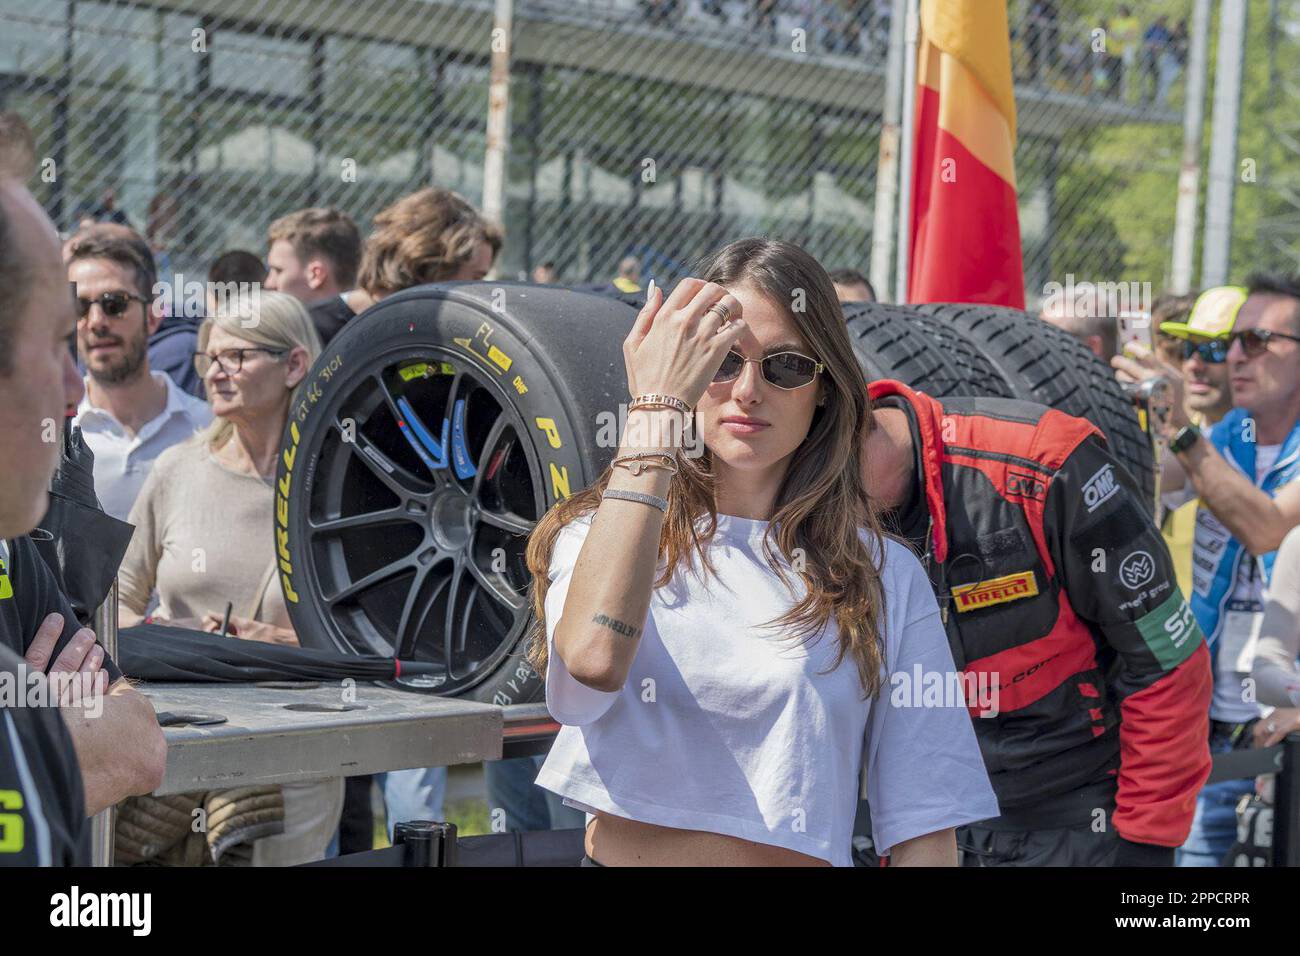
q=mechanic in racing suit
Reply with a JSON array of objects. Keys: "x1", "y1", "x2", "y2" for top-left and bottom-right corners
[{"x1": 863, "y1": 380, "x2": 1213, "y2": 866}]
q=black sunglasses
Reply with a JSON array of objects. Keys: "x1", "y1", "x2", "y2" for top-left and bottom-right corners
[
  {"x1": 194, "y1": 347, "x2": 286, "y2": 376},
  {"x1": 1228, "y1": 328, "x2": 1300, "y2": 357},
  {"x1": 75, "y1": 290, "x2": 148, "y2": 318},
  {"x1": 712, "y1": 350, "x2": 824, "y2": 390},
  {"x1": 1182, "y1": 339, "x2": 1229, "y2": 364}
]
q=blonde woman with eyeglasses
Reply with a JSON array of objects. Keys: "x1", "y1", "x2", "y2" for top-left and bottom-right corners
[{"x1": 118, "y1": 290, "x2": 343, "y2": 865}]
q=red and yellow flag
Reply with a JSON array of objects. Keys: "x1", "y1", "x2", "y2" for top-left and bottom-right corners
[{"x1": 908, "y1": 0, "x2": 1024, "y2": 307}]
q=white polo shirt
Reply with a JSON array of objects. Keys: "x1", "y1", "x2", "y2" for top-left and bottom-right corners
[{"x1": 72, "y1": 372, "x2": 212, "y2": 521}]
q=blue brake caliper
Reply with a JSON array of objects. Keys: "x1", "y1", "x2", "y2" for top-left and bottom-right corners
[
  {"x1": 450, "y1": 399, "x2": 477, "y2": 480},
  {"x1": 395, "y1": 396, "x2": 449, "y2": 471}
]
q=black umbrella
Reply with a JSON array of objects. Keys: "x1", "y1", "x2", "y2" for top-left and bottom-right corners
[
  {"x1": 31, "y1": 424, "x2": 135, "y2": 626},
  {"x1": 117, "y1": 623, "x2": 439, "y2": 684}
]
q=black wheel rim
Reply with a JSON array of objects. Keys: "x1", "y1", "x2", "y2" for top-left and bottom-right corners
[{"x1": 301, "y1": 347, "x2": 544, "y2": 693}]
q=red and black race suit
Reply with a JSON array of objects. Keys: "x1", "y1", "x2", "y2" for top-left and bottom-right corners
[{"x1": 869, "y1": 381, "x2": 1212, "y2": 849}]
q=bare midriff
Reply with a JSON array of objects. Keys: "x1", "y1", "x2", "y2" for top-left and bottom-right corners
[{"x1": 585, "y1": 811, "x2": 830, "y2": 866}]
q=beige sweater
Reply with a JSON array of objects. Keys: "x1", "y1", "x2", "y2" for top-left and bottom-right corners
[
  {"x1": 119, "y1": 438, "x2": 343, "y2": 865},
  {"x1": 119, "y1": 438, "x2": 291, "y2": 630}
]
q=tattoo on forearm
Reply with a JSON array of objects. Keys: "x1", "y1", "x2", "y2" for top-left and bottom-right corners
[{"x1": 591, "y1": 612, "x2": 640, "y2": 640}]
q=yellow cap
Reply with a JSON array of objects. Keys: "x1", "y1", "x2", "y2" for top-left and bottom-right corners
[{"x1": 1159, "y1": 286, "x2": 1246, "y2": 339}]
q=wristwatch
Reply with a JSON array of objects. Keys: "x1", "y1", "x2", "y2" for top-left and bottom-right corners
[{"x1": 1168, "y1": 424, "x2": 1202, "y2": 454}]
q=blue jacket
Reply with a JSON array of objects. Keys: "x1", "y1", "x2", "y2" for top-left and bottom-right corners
[
  {"x1": 1190, "y1": 407, "x2": 1300, "y2": 653},
  {"x1": 148, "y1": 314, "x2": 205, "y2": 400}
]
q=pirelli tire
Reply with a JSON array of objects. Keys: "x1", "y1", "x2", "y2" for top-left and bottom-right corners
[
  {"x1": 842, "y1": 301, "x2": 1016, "y2": 399},
  {"x1": 914, "y1": 302, "x2": 1156, "y2": 512},
  {"x1": 274, "y1": 282, "x2": 637, "y2": 705}
]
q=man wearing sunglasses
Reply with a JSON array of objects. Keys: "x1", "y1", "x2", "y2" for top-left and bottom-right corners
[
  {"x1": 1153, "y1": 291, "x2": 1238, "y2": 431},
  {"x1": 1113, "y1": 291, "x2": 1241, "y2": 605},
  {"x1": 67, "y1": 225, "x2": 211, "y2": 522},
  {"x1": 1150, "y1": 274, "x2": 1300, "y2": 866}
]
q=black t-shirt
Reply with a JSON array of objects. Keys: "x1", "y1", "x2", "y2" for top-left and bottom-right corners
[
  {"x1": 0, "y1": 643, "x2": 91, "y2": 865},
  {"x1": 307, "y1": 295, "x2": 357, "y2": 346},
  {"x1": 0, "y1": 536, "x2": 123, "y2": 682}
]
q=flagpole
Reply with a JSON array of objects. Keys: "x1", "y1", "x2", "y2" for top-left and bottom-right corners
[
  {"x1": 869, "y1": 0, "x2": 907, "y2": 301},
  {"x1": 1201, "y1": 0, "x2": 1248, "y2": 287},
  {"x1": 1169, "y1": 0, "x2": 1211, "y2": 295},
  {"x1": 894, "y1": 0, "x2": 920, "y2": 303},
  {"x1": 481, "y1": 0, "x2": 514, "y2": 228}
]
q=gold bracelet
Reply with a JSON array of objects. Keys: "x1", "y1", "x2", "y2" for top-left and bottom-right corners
[
  {"x1": 612, "y1": 452, "x2": 679, "y2": 476},
  {"x1": 629, "y1": 393, "x2": 691, "y2": 414}
]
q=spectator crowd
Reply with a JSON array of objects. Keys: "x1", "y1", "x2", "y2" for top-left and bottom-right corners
[{"x1": 620, "y1": 1, "x2": 1187, "y2": 107}]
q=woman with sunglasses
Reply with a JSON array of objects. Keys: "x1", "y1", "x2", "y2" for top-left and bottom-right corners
[
  {"x1": 117, "y1": 291, "x2": 345, "y2": 865},
  {"x1": 526, "y1": 238, "x2": 998, "y2": 866}
]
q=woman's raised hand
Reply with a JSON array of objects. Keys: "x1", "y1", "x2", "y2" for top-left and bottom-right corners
[{"x1": 622, "y1": 278, "x2": 745, "y2": 409}]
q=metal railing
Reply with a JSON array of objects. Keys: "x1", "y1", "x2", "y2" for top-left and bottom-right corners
[
  {"x1": 89, "y1": 579, "x2": 118, "y2": 868},
  {"x1": 312, "y1": 710, "x2": 1300, "y2": 868}
]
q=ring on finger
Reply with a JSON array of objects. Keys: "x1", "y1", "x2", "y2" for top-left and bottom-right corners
[{"x1": 706, "y1": 302, "x2": 732, "y2": 328}]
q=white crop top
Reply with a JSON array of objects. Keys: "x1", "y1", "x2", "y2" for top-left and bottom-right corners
[{"x1": 534, "y1": 513, "x2": 1000, "y2": 866}]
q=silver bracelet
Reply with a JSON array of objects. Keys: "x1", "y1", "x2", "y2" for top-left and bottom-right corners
[{"x1": 602, "y1": 489, "x2": 668, "y2": 513}]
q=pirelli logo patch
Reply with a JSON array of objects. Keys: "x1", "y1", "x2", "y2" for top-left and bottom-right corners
[
  {"x1": 0, "y1": 556, "x2": 11, "y2": 601},
  {"x1": 952, "y1": 571, "x2": 1039, "y2": 613}
]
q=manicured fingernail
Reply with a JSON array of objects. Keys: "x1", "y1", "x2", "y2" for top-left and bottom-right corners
[{"x1": 647, "y1": 278, "x2": 656, "y2": 300}]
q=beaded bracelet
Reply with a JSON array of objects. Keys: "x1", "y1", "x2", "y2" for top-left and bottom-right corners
[
  {"x1": 602, "y1": 489, "x2": 668, "y2": 513},
  {"x1": 629, "y1": 393, "x2": 691, "y2": 414},
  {"x1": 611, "y1": 452, "x2": 679, "y2": 476}
]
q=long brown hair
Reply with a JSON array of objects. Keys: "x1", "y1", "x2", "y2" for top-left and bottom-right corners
[{"x1": 525, "y1": 238, "x2": 889, "y2": 697}]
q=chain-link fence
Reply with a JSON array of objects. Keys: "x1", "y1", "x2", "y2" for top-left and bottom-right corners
[
  {"x1": 1242, "y1": 0, "x2": 1300, "y2": 272},
  {"x1": 0, "y1": 0, "x2": 1292, "y2": 304}
]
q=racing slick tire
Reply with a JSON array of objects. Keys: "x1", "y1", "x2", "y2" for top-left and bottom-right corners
[
  {"x1": 843, "y1": 301, "x2": 1017, "y2": 400},
  {"x1": 915, "y1": 302, "x2": 1157, "y2": 511},
  {"x1": 274, "y1": 282, "x2": 636, "y2": 704}
]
